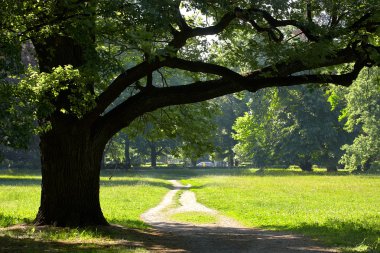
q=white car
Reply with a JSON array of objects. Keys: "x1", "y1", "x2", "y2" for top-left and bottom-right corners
[{"x1": 196, "y1": 162, "x2": 214, "y2": 167}]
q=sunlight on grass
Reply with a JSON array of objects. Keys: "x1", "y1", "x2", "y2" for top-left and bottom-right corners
[
  {"x1": 170, "y1": 211, "x2": 218, "y2": 224},
  {"x1": 0, "y1": 172, "x2": 40, "y2": 226},
  {"x1": 100, "y1": 175, "x2": 170, "y2": 229},
  {"x1": 1, "y1": 168, "x2": 379, "y2": 252},
  {"x1": 183, "y1": 169, "x2": 380, "y2": 252},
  {"x1": 0, "y1": 169, "x2": 170, "y2": 252}
]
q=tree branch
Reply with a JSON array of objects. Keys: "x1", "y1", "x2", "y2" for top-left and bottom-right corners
[
  {"x1": 235, "y1": 7, "x2": 319, "y2": 42},
  {"x1": 168, "y1": 12, "x2": 236, "y2": 50},
  {"x1": 164, "y1": 58, "x2": 244, "y2": 81},
  {"x1": 83, "y1": 60, "x2": 162, "y2": 123},
  {"x1": 95, "y1": 43, "x2": 373, "y2": 142},
  {"x1": 87, "y1": 6, "x2": 378, "y2": 131}
]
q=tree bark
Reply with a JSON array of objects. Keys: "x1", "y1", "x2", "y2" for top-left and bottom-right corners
[
  {"x1": 124, "y1": 133, "x2": 131, "y2": 170},
  {"x1": 34, "y1": 129, "x2": 108, "y2": 227},
  {"x1": 299, "y1": 161, "x2": 313, "y2": 171},
  {"x1": 150, "y1": 141, "x2": 157, "y2": 168},
  {"x1": 228, "y1": 149, "x2": 234, "y2": 167},
  {"x1": 326, "y1": 166, "x2": 338, "y2": 172}
]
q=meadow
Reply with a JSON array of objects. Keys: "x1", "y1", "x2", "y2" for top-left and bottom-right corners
[
  {"x1": 0, "y1": 168, "x2": 379, "y2": 252},
  {"x1": 183, "y1": 169, "x2": 380, "y2": 252},
  {"x1": 0, "y1": 169, "x2": 170, "y2": 252}
]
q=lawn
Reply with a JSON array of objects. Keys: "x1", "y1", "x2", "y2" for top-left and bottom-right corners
[
  {"x1": 0, "y1": 169, "x2": 171, "y2": 252},
  {"x1": 182, "y1": 168, "x2": 380, "y2": 252},
  {"x1": 0, "y1": 168, "x2": 379, "y2": 252}
]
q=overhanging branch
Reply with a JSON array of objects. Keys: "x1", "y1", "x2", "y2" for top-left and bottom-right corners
[
  {"x1": 164, "y1": 58, "x2": 244, "y2": 81},
  {"x1": 95, "y1": 56, "x2": 368, "y2": 143}
]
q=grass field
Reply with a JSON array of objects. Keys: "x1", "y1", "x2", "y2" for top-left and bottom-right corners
[
  {"x1": 170, "y1": 211, "x2": 218, "y2": 224},
  {"x1": 182, "y1": 169, "x2": 380, "y2": 252},
  {"x1": 0, "y1": 169, "x2": 170, "y2": 252},
  {"x1": 0, "y1": 168, "x2": 379, "y2": 252}
]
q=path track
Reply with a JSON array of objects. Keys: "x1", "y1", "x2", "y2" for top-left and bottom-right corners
[{"x1": 141, "y1": 180, "x2": 339, "y2": 253}]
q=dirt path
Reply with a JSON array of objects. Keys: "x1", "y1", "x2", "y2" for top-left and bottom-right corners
[{"x1": 141, "y1": 180, "x2": 339, "y2": 253}]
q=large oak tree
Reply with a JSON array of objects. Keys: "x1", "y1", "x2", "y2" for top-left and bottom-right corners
[{"x1": 1, "y1": 0, "x2": 379, "y2": 226}]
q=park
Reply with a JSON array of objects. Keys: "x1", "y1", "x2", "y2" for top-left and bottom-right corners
[{"x1": 0, "y1": 0, "x2": 379, "y2": 252}]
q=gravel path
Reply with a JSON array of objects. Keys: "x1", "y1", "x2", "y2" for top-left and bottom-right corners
[{"x1": 141, "y1": 180, "x2": 340, "y2": 253}]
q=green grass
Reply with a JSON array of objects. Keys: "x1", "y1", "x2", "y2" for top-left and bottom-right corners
[
  {"x1": 0, "y1": 169, "x2": 171, "y2": 252},
  {"x1": 0, "y1": 169, "x2": 171, "y2": 229},
  {"x1": 99, "y1": 173, "x2": 171, "y2": 229},
  {"x1": 0, "y1": 171, "x2": 41, "y2": 226},
  {"x1": 1, "y1": 168, "x2": 379, "y2": 252},
  {"x1": 170, "y1": 211, "x2": 218, "y2": 224},
  {"x1": 182, "y1": 168, "x2": 380, "y2": 252}
]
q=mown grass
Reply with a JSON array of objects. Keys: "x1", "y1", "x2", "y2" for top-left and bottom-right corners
[
  {"x1": 170, "y1": 211, "x2": 218, "y2": 224},
  {"x1": 0, "y1": 169, "x2": 171, "y2": 252},
  {"x1": 1, "y1": 168, "x2": 379, "y2": 252},
  {"x1": 0, "y1": 169, "x2": 171, "y2": 229},
  {"x1": 182, "y1": 168, "x2": 380, "y2": 252}
]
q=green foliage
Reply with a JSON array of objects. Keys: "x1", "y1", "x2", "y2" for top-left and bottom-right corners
[
  {"x1": 119, "y1": 101, "x2": 220, "y2": 164},
  {"x1": 337, "y1": 68, "x2": 380, "y2": 171},
  {"x1": 0, "y1": 82, "x2": 34, "y2": 149},
  {"x1": 233, "y1": 85, "x2": 349, "y2": 169},
  {"x1": 211, "y1": 94, "x2": 248, "y2": 165},
  {"x1": 19, "y1": 65, "x2": 96, "y2": 119}
]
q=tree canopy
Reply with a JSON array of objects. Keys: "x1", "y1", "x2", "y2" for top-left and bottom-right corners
[
  {"x1": 1, "y1": 0, "x2": 379, "y2": 141},
  {"x1": 329, "y1": 67, "x2": 380, "y2": 171}
]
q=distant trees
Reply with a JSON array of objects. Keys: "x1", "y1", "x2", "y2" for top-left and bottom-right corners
[
  {"x1": 233, "y1": 85, "x2": 351, "y2": 171},
  {"x1": 103, "y1": 102, "x2": 219, "y2": 168},
  {"x1": 329, "y1": 67, "x2": 380, "y2": 171},
  {"x1": 212, "y1": 94, "x2": 247, "y2": 167}
]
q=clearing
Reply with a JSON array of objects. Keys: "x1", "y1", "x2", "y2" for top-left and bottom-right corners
[{"x1": 140, "y1": 179, "x2": 339, "y2": 253}]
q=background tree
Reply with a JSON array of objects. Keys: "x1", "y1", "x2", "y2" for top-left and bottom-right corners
[
  {"x1": 329, "y1": 67, "x2": 380, "y2": 171},
  {"x1": 233, "y1": 85, "x2": 351, "y2": 171},
  {"x1": 233, "y1": 89, "x2": 280, "y2": 168},
  {"x1": 212, "y1": 94, "x2": 247, "y2": 167},
  {"x1": 0, "y1": 0, "x2": 378, "y2": 226},
  {"x1": 103, "y1": 102, "x2": 219, "y2": 168}
]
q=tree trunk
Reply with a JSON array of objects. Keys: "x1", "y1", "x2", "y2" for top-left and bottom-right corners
[
  {"x1": 228, "y1": 149, "x2": 234, "y2": 167},
  {"x1": 30, "y1": 4, "x2": 108, "y2": 227},
  {"x1": 299, "y1": 161, "x2": 313, "y2": 171},
  {"x1": 150, "y1": 141, "x2": 157, "y2": 168},
  {"x1": 124, "y1": 133, "x2": 131, "y2": 170},
  {"x1": 326, "y1": 166, "x2": 338, "y2": 172},
  {"x1": 34, "y1": 130, "x2": 108, "y2": 227}
]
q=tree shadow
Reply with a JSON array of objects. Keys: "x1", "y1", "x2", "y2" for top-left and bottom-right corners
[
  {"x1": 0, "y1": 232, "x2": 151, "y2": 253},
  {"x1": 0, "y1": 178, "x2": 41, "y2": 186},
  {"x1": 100, "y1": 179, "x2": 172, "y2": 189},
  {"x1": 115, "y1": 168, "x2": 354, "y2": 179},
  {"x1": 0, "y1": 224, "x2": 188, "y2": 253},
  {"x1": 259, "y1": 217, "x2": 380, "y2": 251},
  {"x1": 2, "y1": 216, "x2": 377, "y2": 252}
]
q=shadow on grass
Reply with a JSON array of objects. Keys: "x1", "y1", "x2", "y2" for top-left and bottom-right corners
[
  {"x1": 1, "y1": 216, "x2": 378, "y2": 252},
  {"x1": 114, "y1": 168, "x2": 356, "y2": 179},
  {"x1": 113, "y1": 168, "x2": 257, "y2": 179},
  {"x1": 0, "y1": 214, "x2": 32, "y2": 228},
  {"x1": 0, "y1": 224, "x2": 188, "y2": 253},
  {"x1": 261, "y1": 218, "x2": 380, "y2": 252},
  {"x1": 0, "y1": 178, "x2": 41, "y2": 186},
  {"x1": 0, "y1": 235, "x2": 118, "y2": 253},
  {"x1": 100, "y1": 179, "x2": 172, "y2": 189},
  {"x1": 0, "y1": 176, "x2": 173, "y2": 190},
  {"x1": 0, "y1": 232, "x2": 148, "y2": 253}
]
